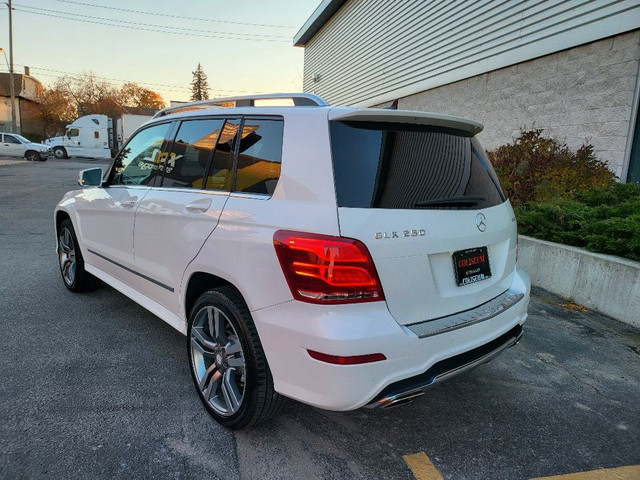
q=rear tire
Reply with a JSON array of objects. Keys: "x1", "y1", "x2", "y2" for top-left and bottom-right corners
[
  {"x1": 57, "y1": 219, "x2": 100, "y2": 292},
  {"x1": 187, "y1": 287, "x2": 282, "y2": 429},
  {"x1": 53, "y1": 147, "x2": 68, "y2": 159}
]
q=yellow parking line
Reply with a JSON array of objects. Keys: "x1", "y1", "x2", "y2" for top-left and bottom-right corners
[
  {"x1": 531, "y1": 465, "x2": 640, "y2": 480},
  {"x1": 403, "y1": 452, "x2": 444, "y2": 480}
]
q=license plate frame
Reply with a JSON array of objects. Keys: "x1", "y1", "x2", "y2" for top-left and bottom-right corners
[{"x1": 453, "y1": 246, "x2": 492, "y2": 287}]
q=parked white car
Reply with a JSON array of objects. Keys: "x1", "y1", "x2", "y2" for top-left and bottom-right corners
[
  {"x1": 54, "y1": 94, "x2": 530, "y2": 429},
  {"x1": 0, "y1": 133, "x2": 50, "y2": 161}
]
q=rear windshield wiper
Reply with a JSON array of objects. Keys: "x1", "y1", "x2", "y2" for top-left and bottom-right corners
[{"x1": 415, "y1": 195, "x2": 486, "y2": 208}]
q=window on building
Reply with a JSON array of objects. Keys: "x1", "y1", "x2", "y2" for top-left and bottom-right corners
[{"x1": 234, "y1": 118, "x2": 283, "y2": 195}]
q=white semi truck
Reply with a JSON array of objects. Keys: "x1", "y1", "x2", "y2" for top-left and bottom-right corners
[
  {"x1": 45, "y1": 114, "x2": 112, "y2": 159},
  {"x1": 45, "y1": 112, "x2": 154, "y2": 159}
]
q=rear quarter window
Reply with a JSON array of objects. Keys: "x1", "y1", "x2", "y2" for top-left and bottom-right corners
[
  {"x1": 329, "y1": 121, "x2": 505, "y2": 210},
  {"x1": 234, "y1": 118, "x2": 283, "y2": 196}
]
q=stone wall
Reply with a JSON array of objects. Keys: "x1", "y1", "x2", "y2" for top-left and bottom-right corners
[{"x1": 400, "y1": 31, "x2": 640, "y2": 180}]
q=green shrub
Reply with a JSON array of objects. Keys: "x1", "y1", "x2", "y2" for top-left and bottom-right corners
[
  {"x1": 488, "y1": 129, "x2": 615, "y2": 206},
  {"x1": 515, "y1": 183, "x2": 640, "y2": 261},
  {"x1": 21, "y1": 132, "x2": 47, "y2": 143}
]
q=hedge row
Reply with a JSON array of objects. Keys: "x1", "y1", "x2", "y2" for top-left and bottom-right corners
[
  {"x1": 487, "y1": 129, "x2": 640, "y2": 261},
  {"x1": 514, "y1": 184, "x2": 640, "y2": 261}
]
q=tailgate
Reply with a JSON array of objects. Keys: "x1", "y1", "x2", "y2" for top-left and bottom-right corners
[{"x1": 329, "y1": 115, "x2": 516, "y2": 325}]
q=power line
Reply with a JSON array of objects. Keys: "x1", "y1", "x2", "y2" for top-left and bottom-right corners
[
  {"x1": 0, "y1": 65, "x2": 263, "y2": 95},
  {"x1": 53, "y1": 0, "x2": 296, "y2": 29},
  {"x1": 13, "y1": 4, "x2": 291, "y2": 39},
  {"x1": 12, "y1": 7, "x2": 291, "y2": 43}
]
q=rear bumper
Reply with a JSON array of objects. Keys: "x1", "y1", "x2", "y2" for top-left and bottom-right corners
[
  {"x1": 365, "y1": 323, "x2": 523, "y2": 409},
  {"x1": 254, "y1": 268, "x2": 530, "y2": 411}
]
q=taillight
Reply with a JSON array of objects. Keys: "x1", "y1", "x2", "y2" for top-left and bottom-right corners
[{"x1": 273, "y1": 230, "x2": 385, "y2": 304}]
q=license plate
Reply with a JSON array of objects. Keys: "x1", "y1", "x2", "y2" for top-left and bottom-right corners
[{"x1": 453, "y1": 247, "x2": 491, "y2": 286}]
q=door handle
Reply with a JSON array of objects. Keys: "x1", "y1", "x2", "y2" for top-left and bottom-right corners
[
  {"x1": 185, "y1": 199, "x2": 212, "y2": 214},
  {"x1": 121, "y1": 199, "x2": 137, "y2": 209}
]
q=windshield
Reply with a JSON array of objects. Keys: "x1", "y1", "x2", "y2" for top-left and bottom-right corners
[{"x1": 329, "y1": 121, "x2": 506, "y2": 210}]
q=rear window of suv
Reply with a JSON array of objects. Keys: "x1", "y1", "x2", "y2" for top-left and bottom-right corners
[{"x1": 329, "y1": 121, "x2": 505, "y2": 210}]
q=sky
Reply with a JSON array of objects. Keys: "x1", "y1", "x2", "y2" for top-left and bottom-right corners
[{"x1": 0, "y1": 0, "x2": 320, "y2": 104}]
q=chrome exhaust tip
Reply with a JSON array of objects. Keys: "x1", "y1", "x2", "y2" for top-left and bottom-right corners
[{"x1": 368, "y1": 389, "x2": 426, "y2": 410}]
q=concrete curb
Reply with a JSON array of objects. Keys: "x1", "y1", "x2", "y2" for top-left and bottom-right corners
[
  {"x1": 0, "y1": 160, "x2": 28, "y2": 166},
  {"x1": 517, "y1": 235, "x2": 640, "y2": 328}
]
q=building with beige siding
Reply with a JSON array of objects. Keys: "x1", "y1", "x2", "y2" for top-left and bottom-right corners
[{"x1": 294, "y1": 0, "x2": 640, "y2": 182}]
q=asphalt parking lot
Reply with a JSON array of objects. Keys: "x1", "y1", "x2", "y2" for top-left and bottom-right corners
[{"x1": 1, "y1": 157, "x2": 639, "y2": 479}]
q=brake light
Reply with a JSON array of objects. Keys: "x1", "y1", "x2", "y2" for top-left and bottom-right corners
[{"x1": 273, "y1": 230, "x2": 385, "y2": 304}]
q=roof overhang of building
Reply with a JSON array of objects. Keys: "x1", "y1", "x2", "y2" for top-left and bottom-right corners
[{"x1": 293, "y1": 0, "x2": 347, "y2": 47}]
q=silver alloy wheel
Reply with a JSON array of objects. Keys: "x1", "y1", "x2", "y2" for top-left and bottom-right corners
[
  {"x1": 58, "y1": 227, "x2": 76, "y2": 286},
  {"x1": 53, "y1": 147, "x2": 66, "y2": 159},
  {"x1": 190, "y1": 305, "x2": 246, "y2": 416}
]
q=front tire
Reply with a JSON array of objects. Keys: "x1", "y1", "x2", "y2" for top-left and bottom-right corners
[
  {"x1": 53, "y1": 147, "x2": 68, "y2": 159},
  {"x1": 57, "y1": 219, "x2": 99, "y2": 292},
  {"x1": 25, "y1": 150, "x2": 41, "y2": 162},
  {"x1": 187, "y1": 287, "x2": 282, "y2": 429}
]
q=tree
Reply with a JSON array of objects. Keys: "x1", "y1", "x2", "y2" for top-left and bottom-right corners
[
  {"x1": 27, "y1": 86, "x2": 76, "y2": 138},
  {"x1": 118, "y1": 82, "x2": 165, "y2": 109},
  {"x1": 27, "y1": 73, "x2": 166, "y2": 137},
  {"x1": 54, "y1": 73, "x2": 165, "y2": 115},
  {"x1": 54, "y1": 72, "x2": 117, "y2": 116},
  {"x1": 190, "y1": 63, "x2": 210, "y2": 101}
]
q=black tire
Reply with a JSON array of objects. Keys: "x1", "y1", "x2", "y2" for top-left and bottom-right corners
[
  {"x1": 53, "y1": 147, "x2": 68, "y2": 159},
  {"x1": 25, "y1": 150, "x2": 41, "y2": 162},
  {"x1": 187, "y1": 287, "x2": 282, "y2": 429},
  {"x1": 57, "y1": 219, "x2": 100, "y2": 292}
]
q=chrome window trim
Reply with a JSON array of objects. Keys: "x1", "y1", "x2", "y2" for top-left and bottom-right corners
[{"x1": 228, "y1": 192, "x2": 271, "y2": 200}]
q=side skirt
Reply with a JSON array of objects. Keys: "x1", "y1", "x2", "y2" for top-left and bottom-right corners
[{"x1": 85, "y1": 263, "x2": 187, "y2": 335}]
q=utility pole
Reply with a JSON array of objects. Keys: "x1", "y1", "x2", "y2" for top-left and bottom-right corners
[{"x1": 7, "y1": 0, "x2": 17, "y2": 134}]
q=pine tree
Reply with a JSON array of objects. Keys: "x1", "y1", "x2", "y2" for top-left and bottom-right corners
[{"x1": 190, "y1": 63, "x2": 210, "y2": 101}]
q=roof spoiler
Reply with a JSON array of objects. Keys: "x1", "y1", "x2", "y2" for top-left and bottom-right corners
[{"x1": 330, "y1": 109, "x2": 484, "y2": 136}]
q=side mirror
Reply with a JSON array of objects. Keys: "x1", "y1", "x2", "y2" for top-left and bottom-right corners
[{"x1": 78, "y1": 167, "x2": 103, "y2": 187}]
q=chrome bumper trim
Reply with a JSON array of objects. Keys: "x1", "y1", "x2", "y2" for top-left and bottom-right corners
[
  {"x1": 366, "y1": 324, "x2": 523, "y2": 409},
  {"x1": 406, "y1": 290, "x2": 524, "y2": 339}
]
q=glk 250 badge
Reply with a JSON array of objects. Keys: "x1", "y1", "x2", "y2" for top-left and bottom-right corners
[{"x1": 375, "y1": 229, "x2": 426, "y2": 240}]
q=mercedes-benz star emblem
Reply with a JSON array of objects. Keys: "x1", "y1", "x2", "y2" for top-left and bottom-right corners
[{"x1": 476, "y1": 213, "x2": 487, "y2": 232}]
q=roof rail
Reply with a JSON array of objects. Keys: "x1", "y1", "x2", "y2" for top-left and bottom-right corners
[{"x1": 154, "y1": 93, "x2": 328, "y2": 118}]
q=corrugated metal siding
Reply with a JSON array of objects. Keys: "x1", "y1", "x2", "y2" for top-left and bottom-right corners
[{"x1": 302, "y1": 0, "x2": 640, "y2": 106}]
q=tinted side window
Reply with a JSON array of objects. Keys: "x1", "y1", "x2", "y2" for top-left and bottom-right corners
[
  {"x1": 162, "y1": 118, "x2": 227, "y2": 190},
  {"x1": 235, "y1": 119, "x2": 283, "y2": 195},
  {"x1": 208, "y1": 119, "x2": 240, "y2": 191},
  {"x1": 111, "y1": 123, "x2": 171, "y2": 186},
  {"x1": 68, "y1": 128, "x2": 79, "y2": 137},
  {"x1": 4, "y1": 134, "x2": 20, "y2": 144}
]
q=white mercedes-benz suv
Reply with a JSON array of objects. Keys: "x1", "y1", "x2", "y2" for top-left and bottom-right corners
[{"x1": 55, "y1": 94, "x2": 530, "y2": 429}]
